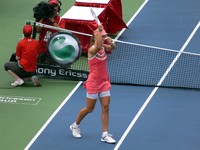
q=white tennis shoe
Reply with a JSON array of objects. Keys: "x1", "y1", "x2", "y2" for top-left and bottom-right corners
[
  {"x1": 101, "y1": 133, "x2": 116, "y2": 144},
  {"x1": 31, "y1": 76, "x2": 41, "y2": 87},
  {"x1": 70, "y1": 124, "x2": 81, "y2": 138},
  {"x1": 11, "y1": 78, "x2": 24, "y2": 87}
]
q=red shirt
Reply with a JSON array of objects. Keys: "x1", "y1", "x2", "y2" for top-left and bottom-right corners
[
  {"x1": 39, "y1": 15, "x2": 65, "y2": 53},
  {"x1": 16, "y1": 37, "x2": 40, "y2": 72},
  {"x1": 84, "y1": 48, "x2": 111, "y2": 94}
]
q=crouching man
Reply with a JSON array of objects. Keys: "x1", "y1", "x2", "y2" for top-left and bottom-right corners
[{"x1": 4, "y1": 25, "x2": 41, "y2": 87}]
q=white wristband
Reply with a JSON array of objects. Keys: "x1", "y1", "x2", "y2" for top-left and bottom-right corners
[{"x1": 111, "y1": 40, "x2": 115, "y2": 44}]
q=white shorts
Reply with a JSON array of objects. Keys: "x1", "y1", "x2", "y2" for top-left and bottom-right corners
[{"x1": 86, "y1": 90, "x2": 110, "y2": 99}]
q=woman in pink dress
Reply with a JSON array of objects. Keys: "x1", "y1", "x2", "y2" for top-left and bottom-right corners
[{"x1": 70, "y1": 24, "x2": 116, "y2": 144}]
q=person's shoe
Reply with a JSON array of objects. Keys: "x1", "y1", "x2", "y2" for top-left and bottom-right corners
[
  {"x1": 31, "y1": 76, "x2": 41, "y2": 87},
  {"x1": 101, "y1": 133, "x2": 116, "y2": 144},
  {"x1": 11, "y1": 78, "x2": 24, "y2": 87},
  {"x1": 70, "y1": 124, "x2": 81, "y2": 138}
]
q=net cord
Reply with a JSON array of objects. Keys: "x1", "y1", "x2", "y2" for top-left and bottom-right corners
[
  {"x1": 26, "y1": 20, "x2": 92, "y2": 37},
  {"x1": 26, "y1": 20, "x2": 200, "y2": 57},
  {"x1": 116, "y1": 39, "x2": 200, "y2": 56}
]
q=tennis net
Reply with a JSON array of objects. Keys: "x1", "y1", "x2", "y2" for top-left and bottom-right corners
[
  {"x1": 107, "y1": 40, "x2": 200, "y2": 89},
  {"x1": 29, "y1": 20, "x2": 200, "y2": 89}
]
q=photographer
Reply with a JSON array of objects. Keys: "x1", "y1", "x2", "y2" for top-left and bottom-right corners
[{"x1": 34, "y1": 0, "x2": 65, "y2": 64}]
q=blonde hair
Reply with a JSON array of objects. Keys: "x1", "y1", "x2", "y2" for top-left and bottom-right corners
[{"x1": 90, "y1": 34, "x2": 95, "y2": 47}]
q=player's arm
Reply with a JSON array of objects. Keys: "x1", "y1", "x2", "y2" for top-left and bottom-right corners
[{"x1": 88, "y1": 25, "x2": 104, "y2": 57}]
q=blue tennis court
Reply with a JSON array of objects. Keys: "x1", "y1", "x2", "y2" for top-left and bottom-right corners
[{"x1": 25, "y1": 0, "x2": 200, "y2": 150}]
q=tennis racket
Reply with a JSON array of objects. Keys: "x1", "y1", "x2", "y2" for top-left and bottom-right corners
[{"x1": 90, "y1": 8, "x2": 101, "y2": 25}]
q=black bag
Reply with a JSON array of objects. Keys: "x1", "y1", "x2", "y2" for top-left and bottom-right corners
[{"x1": 9, "y1": 53, "x2": 17, "y2": 62}]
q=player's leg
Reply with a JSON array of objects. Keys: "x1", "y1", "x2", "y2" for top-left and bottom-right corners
[
  {"x1": 70, "y1": 93, "x2": 98, "y2": 138},
  {"x1": 76, "y1": 97, "x2": 97, "y2": 125},
  {"x1": 99, "y1": 91, "x2": 116, "y2": 144}
]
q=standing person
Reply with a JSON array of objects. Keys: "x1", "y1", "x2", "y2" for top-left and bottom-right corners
[
  {"x1": 36, "y1": 0, "x2": 65, "y2": 63},
  {"x1": 70, "y1": 24, "x2": 116, "y2": 144},
  {"x1": 4, "y1": 25, "x2": 41, "y2": 87}
]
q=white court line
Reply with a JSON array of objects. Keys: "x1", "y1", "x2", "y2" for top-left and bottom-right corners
[
  {"x1": 114, "y1": 21, "x2": 200, "y2": 150},
  {"x1": 115, "y1": 0, "x2": 149, "y2": 39},
  {"x1": 24, "y1": 81, "x2": 83, "y2": 150}
]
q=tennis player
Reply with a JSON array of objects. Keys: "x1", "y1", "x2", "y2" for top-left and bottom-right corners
[
  {"x1": 70, "y1": 24, "x2": 116, "y2": 144},
  {"x1": 4, "y1": 25, "x2": 41, "y2": 87}
]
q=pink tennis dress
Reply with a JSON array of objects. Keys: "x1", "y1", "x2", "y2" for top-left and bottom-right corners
[{"x1": 84, "y1": 47, "x2": 111, "y2": 94}]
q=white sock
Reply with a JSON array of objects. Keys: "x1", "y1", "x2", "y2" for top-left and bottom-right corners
[
  {"x1": 73, "y1": 122, "x2": 79, "y2": 128},
  {"x1": 102, "y1": 131, "x2": 108, "y2": 137}
]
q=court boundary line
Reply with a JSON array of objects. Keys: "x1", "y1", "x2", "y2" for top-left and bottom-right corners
[
  {"x1": 24, "y1": 81, "x2": 83, "y2": 150},
  {"x1": 114, "y1": 21, "x2": 200, "y2": 150},
  {"x1": 116, "y1": 0, "x2": 149, "y2": 39}
]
